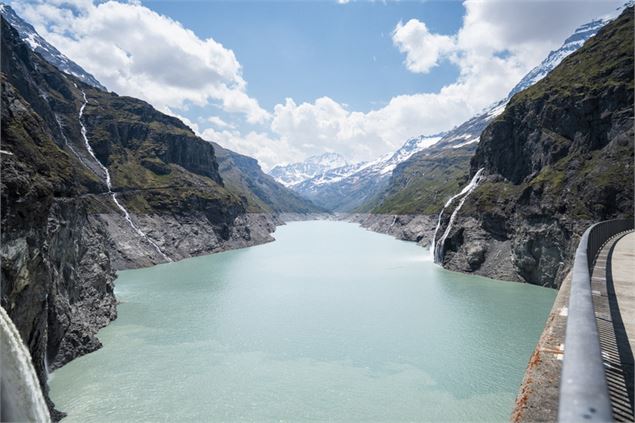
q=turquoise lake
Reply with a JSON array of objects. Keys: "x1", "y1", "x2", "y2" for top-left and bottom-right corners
[{"x1": 50, "y1": 220, "x2": 556, "y2": 422}]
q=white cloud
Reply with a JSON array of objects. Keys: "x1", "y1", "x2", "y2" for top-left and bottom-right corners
[
  {"x1": 207, "y1": 116, "x2": 234, "y2": 129},
  {"x1": 199, "y1": 127, "x2": 300, "y2": 172},
  {"x1": 14, "y1": 0, "x2": 623, "y2": 170},
  {"x1": 392, "y1": 19, "x2": 455, "y2": 74},
  {"x1": 254, "y1": 0, "x2": 623, "y2": 166},
  {"x1": 13, "y1": 0, "x2": 270, "y2": 123}
]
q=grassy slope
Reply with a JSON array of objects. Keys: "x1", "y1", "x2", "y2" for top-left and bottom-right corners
[{"x1": 368, "y1": 145, "x2": 475, "y2": 215}]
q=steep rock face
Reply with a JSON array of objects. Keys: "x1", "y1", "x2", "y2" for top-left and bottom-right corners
[
  {"x1": 212, "y1": 142, "x2": 324, "y2": 214},
  {"x1": 362, "y1": 10, "x2": 617, "y2": 218},
  {"x1": 437, "y1": 8, "x2": 634, "y2": 287},
  {"x1": 83, "y1": 93, "x2": 223, "y2": 184},
  {"x1": 0, "y1": 14, "x2": 296, "y2": 419},
  {"x1": 1, "y1": 21, "x2": 116, "y2": 419}
]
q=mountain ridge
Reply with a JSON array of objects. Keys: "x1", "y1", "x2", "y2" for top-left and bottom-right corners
[
  {"x1": 435, "y1": 6, "x2": 634, "y2": 287},
  {"x1": 362, "y1": 10, "x2": 617, "y2": 216},
  {"x1": 267, "y1": 10, "x2": 615, "y2": 214}
]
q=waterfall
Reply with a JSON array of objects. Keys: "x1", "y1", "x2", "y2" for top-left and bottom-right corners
[
  {"x1": 431, "y1": 168, "x2": 485, "y2": 263},
  {"x1": 79, "y1": 91, "x2": 112, "y2": 189},
  {"x1": 78, "y1": 91, "x2": 171, "y2": 262},
  {"x1": 112, "y1": 193, "x2": 171, "y2": 261},
  {"x1": 389, "y1": 215, "x2": 397, "y2": 228},
  {"x1": 429, "y1": 188, "x2": 473, "y2": 258},
  {"x1": 0, "y1": 306, "x2": 51, "y2": 423}
]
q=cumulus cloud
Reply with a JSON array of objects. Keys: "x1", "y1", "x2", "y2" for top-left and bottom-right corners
[
  {"x1": 199, "y1": 126, "x2": 301, "y2": 171},
  {"x1": 13, "y1": 0, "x2": 269, "y2": 123},
  {"x1": 392, "y1": 19, "x2": 455, "y2": 74},
  {"x1": 260, "y1": 0, "x2": 623, "y2": 166},
  {"x1": 207, "y1": 116, "x2": 234, "y2": 129},
  {"x1": 14, "y1": 0, "x2": 623, "y2": 169}
]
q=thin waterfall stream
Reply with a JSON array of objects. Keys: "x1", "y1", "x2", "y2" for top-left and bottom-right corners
[
  {"x1": 77, "y1": 90, "x2": 171, "y2": 262},
  {"x1": 431, "y1": 168, "x2": 485, "y2": 263}
]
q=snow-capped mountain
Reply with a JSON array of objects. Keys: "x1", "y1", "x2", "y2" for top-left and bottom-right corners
[
  {"x1": 273, "y1": 12, "x2": 615, "y2": 212},
  {"x1": 269, "y1": 152, "x2": 350, "y2": 187},
  {"x1": 508, "y1": 18, "x2": 612, "y2": 99},
  {"x1": 0, "y1": 3, "x2": 105, "y2": 90},
  {"x1": 291, "y1": 134, "x2": 445, "y2": 211},
  {"x1": 429, "y1": 14, "x2": 613, "y2": 154}
]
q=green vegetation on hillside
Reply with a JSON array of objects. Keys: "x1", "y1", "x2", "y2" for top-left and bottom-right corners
[{"x1": 369, "y1": 146, "x2": 475, "y2": 215}]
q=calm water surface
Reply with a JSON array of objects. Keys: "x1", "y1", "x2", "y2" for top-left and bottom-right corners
[{"x1": 50, "y1": 221, "x2": 555, "y2": 422}]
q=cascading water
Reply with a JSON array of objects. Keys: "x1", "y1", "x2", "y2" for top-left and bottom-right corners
[
  {"x1": 389, "y1": 215, "x2": 397, "y2": 228},
  {"x1": 79, "y1": 92, "x2": 111, "y2": 189},
  {"x1": 0, "y1": 306, "x2": 51, "y2": 423},
  {"x1": 78, "y1": 91, "x2": 171, "y2": 262},
  {"x1": 429, "y1": 185, "x2": 476, "y2": 258},
  {"x1": 431, "y1": 168, "x2": 485, "y2": 263}
]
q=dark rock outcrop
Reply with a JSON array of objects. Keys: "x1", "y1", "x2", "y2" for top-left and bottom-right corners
[
  {"x1": 1, "y1": 21, "x2": 116, "y2": 418},
  {"x1": 436, "y1": 8, "x2": 634, "y2": 287}
]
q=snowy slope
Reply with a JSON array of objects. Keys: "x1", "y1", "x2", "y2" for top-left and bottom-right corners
[
  {"x1": 269, "y1": 152, "x2": 350, "y2": 187},
  {"x1": 508, "y1": 18, "x2": 612, "y2": 99},
  {"x1": 409, "y1": 12, "x2": 615, "y2": 154},
  {"x1": 289, "y1": 134, "x2": 445, "y2": 211},
  {"x1": 0, "y1": 3, "x2": 105, "y2": 90}
]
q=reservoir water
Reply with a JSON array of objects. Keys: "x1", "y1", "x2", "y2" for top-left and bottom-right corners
[{"x1": 50, "y1": 220, "x2": 556, "y2": 422}]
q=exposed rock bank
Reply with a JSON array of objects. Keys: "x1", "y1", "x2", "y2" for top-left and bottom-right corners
[
  {"x1": 98, "y1": 210, "x2": 281, "y2": 270},
  {"x1": 344, "y1": 214, "x2": 436, "y2": 247}
]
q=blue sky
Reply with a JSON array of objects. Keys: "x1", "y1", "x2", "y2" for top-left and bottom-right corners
[
  {"x1": 11, "y1": 0, "x2": 624, "y2": 169},
  {"x1": 147, "y1": 1, "x2": 464, "y2": 112}
]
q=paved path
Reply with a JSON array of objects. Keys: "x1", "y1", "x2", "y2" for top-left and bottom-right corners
[
  {"x1": 612, "y1": 232, "x2": 635, "y2": 353},
  {"x1": 592, "y1": 231, "x2": 634, "y2": 422}
]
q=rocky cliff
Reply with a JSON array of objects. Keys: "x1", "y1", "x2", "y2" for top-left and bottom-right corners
[
  {"x1": 1, "y1": 18, "x2": 116, "y2": 419},
  {"x1": 435, "y1": 7, "x2": 634, "y2": 287},
  {"x1": 212, "y1": 142, "x2": 325, "y2": 214},
  {"x1": 0, "y1": 14, "x2": 313, "y2": 419}
]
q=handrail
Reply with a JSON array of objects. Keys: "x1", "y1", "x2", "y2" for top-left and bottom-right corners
[{"x1": 558, "y1": 218, "x2": 634, "y2": 422}]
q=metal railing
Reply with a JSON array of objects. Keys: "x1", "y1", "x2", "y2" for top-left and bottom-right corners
[{"x1": 558, "y1": 218, "x2": 634, "y2": 423}]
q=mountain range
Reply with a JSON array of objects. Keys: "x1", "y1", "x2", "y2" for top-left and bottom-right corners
[
  {"x1": 268, "y1": 13, "x2": 615, "y2": 214},
  {"x1": 0, "y1": 3, "x2": 633, "y2": 421}
]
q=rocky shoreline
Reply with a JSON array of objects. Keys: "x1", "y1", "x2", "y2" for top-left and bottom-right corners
[
  {"x1": 341, "y1": 213, "x2": 550, "y2": 284},
  {"x1": 343, "y1": 213, "x2": 436, "y2": 248},
  {"x1": 98, "y1": 211, "x2": 283, "y2": 270},
  {"x1": 52, "y1": 210, "x2": 285, "y2": 370}
]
